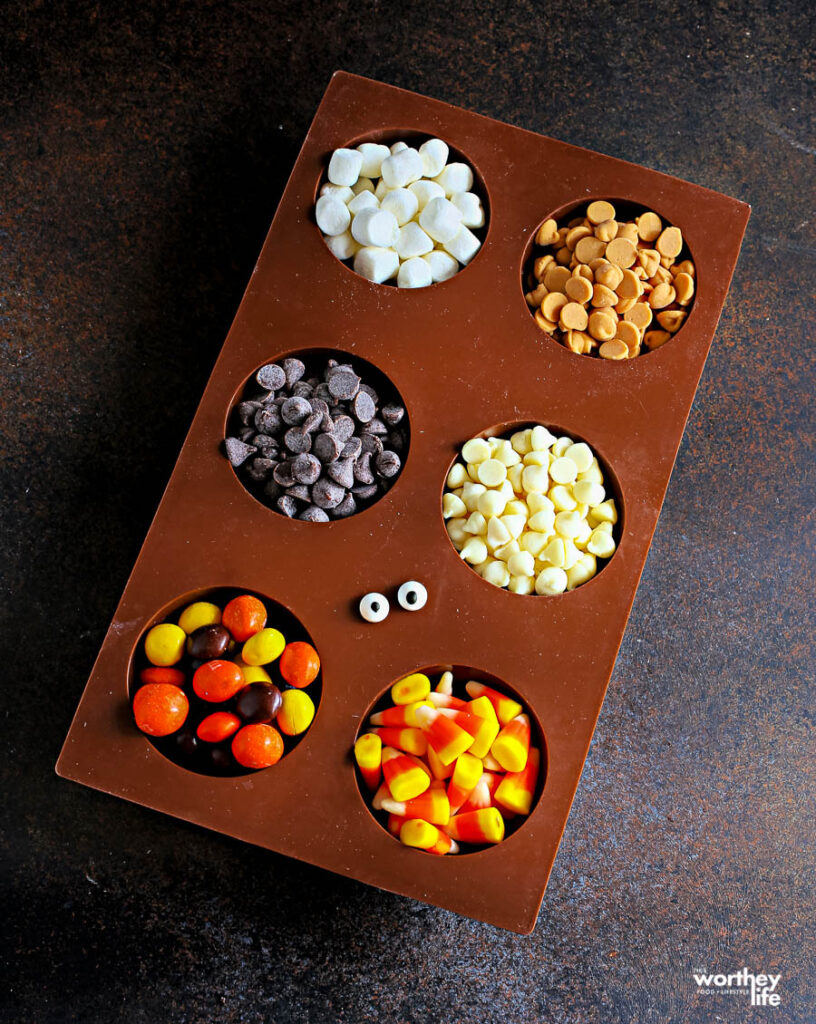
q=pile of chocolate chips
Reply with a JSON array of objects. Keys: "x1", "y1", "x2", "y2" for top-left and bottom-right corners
[{"x1": 225, "y1": 356, "x2": 408, "y2": 521}]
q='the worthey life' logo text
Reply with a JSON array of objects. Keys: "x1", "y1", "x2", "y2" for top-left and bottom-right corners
[{"x1": 693, "y1": 968, "x2": 782, "y2": 1006}]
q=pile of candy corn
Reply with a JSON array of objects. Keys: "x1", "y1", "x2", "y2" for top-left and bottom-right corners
[{"x1": 354, "y1": 670, "x2": 541, "y2": 854}]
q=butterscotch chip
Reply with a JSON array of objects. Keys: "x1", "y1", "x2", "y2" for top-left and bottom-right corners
[
  {"x1": 650, "y1": 265, "x2": 673, "y2": 286},
  {"x1": 656, "y1": 226, "x2": 683, "y2": 258},
  {"x1": 560, "y1": 301, "x2": 589, "y2": 331},
  {"x1": 599, "y1": 339, "x2": 629, "y2": 360},
  {"x1": 624, "y1": 302, "x2": 653, "y2": 329},
  {"x1": 534, "y1": 254, "x2": 554, "y2": 280},
  {"x1": 656, "y1": 309, "x2": 687, "y2": 332},
  {"x1": 616, "y1": 268, "x2": 642, "y2": 298},
  {"x1": 544, "y1": 264, "x2": 571, "y2": 292},
  {"x1": 616, "y1": 222, "x2": 639, "y2": 244},
  {"x1": 565, "y1": 225, "x2": 593, "y2": 250},
  {"x1": 542, "y1": 292, "x2": 568, "y2": 322},
  {"x1": 527, "y1": 282, "x2": 548, "y2": 306},
  {"x1": 588, "y1": 257, "x2": 609, "y2": 274},
  {"x1": 673, "y1": 259, "x2": 695, "y2": 278},
  {"x1": 644, "y1": 329, "x2": 671, "y2": 350},
  {"x1": 595, "y1": 262, "x2": 624, "y2": 290},
  {"x1": 674, "y1": 272, "x2": 695, "y2": 304},
  {"x1": 574, "y1": 263, "x2": 594, "y2": 282},
  {"x1": 556, "y1": 246, "x2": 571, "y2": 265},
  {"x1": 605, "y1": 237, "x2": 637, "y2": 268},
  {"x1": 565, "y1": 276, "x2": 593, "y2": 304},
  {"x1": 536, "y1": 219, "x2": 558, "y2": 246},
  {"x1": 574, "y1": 235, "x2": 607, "y2": 264},
  {"x1": 615, "y1": 295, "x2": 637, "y2": 314},
  {"x1": 588, "y1": 310, "x2": 618, "y2": 341},
  {"x1": 591, "y1": 283, "x2": 617, "y2": 308},
  {"x1": 567, "y1": 330, "x2": 594, "y2": 354},
  {"x1": 587, "y1": 200, "x2": 616, "y2": 225},
  {"x1": 567, "y1": 216, "x2": 585, "y2": 229},
  {"x1": 534, "y1": 309, "x2": 558, "y2": 333},
  {"x1": 649, "y1": 282, "x2": 677, "y2": 309},
  {"x1": 637, "y1": 249, "x2": 661, "y2": 278},
  {"x1": 636, "y1": 211, "x2": 662, "y2": 241},
  {"x1": 594, "y1": 219, "x2": 618, "y2": 243},
  {"x1": 616, "y1": 320, "x2": 641, "y2": 351}
]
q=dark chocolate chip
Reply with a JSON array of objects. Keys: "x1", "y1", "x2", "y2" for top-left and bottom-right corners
[
  {"x1": 388, "y1": 430, "x2": 406, "y2": 451},
  {"x1": 263, "y1": 480, "x2": 282, "y2": 500},
  {"x1": 351, "y1": 483, "x2": 378, "y2": 499},
  {"x1": 254, "y1": 407, "x2": 282, "y2": 435},
  {"x1": 331, "y1": 415, "x2": 356, "y2": 441},
  {"x1": 306, "y1": 376, "x2": 321, "y2": 389},
  {"x1": 332, "y1": 493, "x2": 357, "y2": 518},
  {"x1": 354, "y1": 451, "x2": 375, "y2": 485},
  {"x1": 283, "y1": 357, "x2": 306, "y2": 387},
  {"x1": 238, "y1": 426, "x2": 256, "y2": 443},
  {"x1": 225, "y1": 437, "x2": 256, "y2": 466},
  {"x1": 276, "y1": 495, "x2": 298, "y2": 517},
  {"x1": 313, "y1": 383, "x2": 333, "y2": 403},
  {"x1": 237, "y1": 400, "x2": 262, "y2": 425},
  {"x1": 311, "y1": 478, "x2": 346, "y2": 509},
  {"x1": 291, "y1": 453, "x2": 322, "y2": 485},
  {"x1": 246, "y1": 457, "x2": 277, "y2": 482},
  {"x1": 284, "y1": 427, "x2": 312, "y2": 453},
  {"x1": 285, "y1": 484, "x2": 312, "y2": 501},
  {"x1": 366, "y1": 417, "x2": 388, "y2": 436},
  {"x1": 328, "y1": 370, "x2": 361, "y2": 400},
  {"x1": 292, "y1": 381, "x2": 314, "y2": 398},
  {"x1": 253, "y1": 434, "x2": 279, "y2": 454},
  {"x1": 299, "y1": 505, "x2": 330, "y2": 523},
  {"x1": 313, "y1": 432, "x2": 342, "y2": 464},
  {"x1": 302, "y1": 411, "x2": 323, "y2": 434},
  {"x1": 327, "y1": 458, "x2": 355, "y2": 489},
  {"x1": 341, "y1": 437, "x2": 362, "y2": 460},
  {"x1": 360, "y1": 432, "x2": 383, "y2": 456},
  {"x1": 281, "y1": 396, "x2": 312, "y2": 425},
  {"x1": 381, "y1": 403, "x2": 405, "y2": 426},
  {"x1": 256, "y1": 363, "x2": 286, "y2": 390},
  {"x1": 352, "y1": 390, "x2": 376, "y2": 423},
  {"x1": 376, "y1": 450, "x2": 401, "y2": 478},
  {"x1": 360, "y1": 383, "x2": 379, "y2": 404},
  {"x1": 273, "y1": 461, "x2": 296, "y2": 487}
]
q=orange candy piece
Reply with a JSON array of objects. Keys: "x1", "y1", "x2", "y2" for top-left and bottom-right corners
[
  {"x1": 222, "y1": 595, "x2": 267, "y2": 643},
  {"x1": 139, "y1": 666, "x2": 186, "y2": 687},
  {"x1": 133, "y1": 683, "x2": 189, "y2": 737},
  {"x1": 279, "y1": 641, "x2": 320, "y2": 688},
  {"x1": 192, "y1": 660, "x2": 246, "y2": 702},
  {"x1": 231, "y1": 723, "x2": 283, "y2": 768},
  {"x1": 196, "y1": 711, "x2": 242, "y2": 743}
]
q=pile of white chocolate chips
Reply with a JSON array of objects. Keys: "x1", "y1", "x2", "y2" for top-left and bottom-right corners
[
  {"x1": 443, "y1": 426, "x2": 619, "y2": 595},
  {"x1": 315, "y1": 138, "x2": 485, "y2": 288}
]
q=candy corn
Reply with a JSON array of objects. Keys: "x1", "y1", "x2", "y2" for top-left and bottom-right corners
[
  {"x1": 380, "y1": 785, "x2": 451, "y2": 825},
  {"x1": 459, "y1": 772, "x2": 499, "y2": 814},
  {"x1": 381, "y1": 746, "x2": 431, "y2": 802},
  {"x1": 369, "y1": 700, "x2": 431, "y2": 727},
  {"x1": 415, "y1": 705, "x2": 475, "y2": 764},
  {"x1": 387, "y1": 813, "x2": 407, "y2": 836},
  {"x1": 447, "y1": 752, "x2": 483, "y2": 814},
  {"x1": 391, "y1": 672, "x2": 431, "y2": 705},
  {"x1": 445, "y1": 807, "x2": 505, "y2": 844},
  {"x1": 399, "y1": 819, "x2": 458, "y2": 855},
  {"x1": 354, "y1": 732, "x2": 382, "y2": 791},
  {"x1": 426, "y1": 743, "x2": 455, "y2": 780},
  {"x1": 465, "y1": 681, "x2": 522, "y2": 725},
  {"x1": 428, "y1": 691, "x2": 468, "y2": 710},
  {"x1": 495, "y1": 748, "x2": 540, "y2": 816},
  {"x1": 372, "y1": 726, "x2": 427, "y2": 756},
  {"x1": 491, "y1": 713, "x2": 531, "y2": 772},
  {"x1": 435, "y1": 670, "x2": 454, "y2": 696}
]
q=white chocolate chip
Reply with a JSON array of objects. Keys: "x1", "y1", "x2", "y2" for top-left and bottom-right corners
[
  {"x1": 446, "y1": 518, "x2": 467, "y2": 544},
  {"x1": 450, "y1": 191, "x2": 485, "y2": 229},
  {"x1": 446, "y1": 463, "x2": 468, "y2": 488},
  {"x1": 507, "y1": 551, "x2": 535, "y2": 577},
  {"x1": 531, "y1": 425, "x2": 557, "y2": 451},
  {"x1": 397, "y1": 257, "x2": 433, "y2": 289},
  {"x1": 419, "y1": 197, "x2": 463, "y2": 244},
  {"x1": 511, "y1": 430, "x2": 533, "y2": 455},
  {"x1": 573, "y1": 480, "x2": 605, "y2": 506},
  {"x1": 419, "y1": 138, "x2": 449, "y2": 178},
  {"x1": 549, "y1": 484, "x2": 577, "y2": 511},
  {"x1": 460, "y1": 537, "x2": 488, "y2": 565},
  {"x1": 442, "y1": 492, "x2": 466, "y2": 519},
  {"x1": 381, "y1": 188, "x2": 419, "y2": 226},
  {"x1": 315, "y1": 195, "x2": 351, "y2": 237},
  {"x1": 521, "y1": 465, "x2": 549, "y2": 493},
  {"x1": 528, "y1": 509, "x2": 555, "y2": 534},
  {"x1": 500, "y1": 514, "x2": 526, "y2": 540},
  {"x1": 567, "y1": 554, "x2": 598, "y2": 590},
  {"x1": 550, "y1": 456, "x2": 579, "y2": 485},
  {"x1": 487, "y1": 516, "x2": 511, "y2": 548},
  {"x1": 356, "y1": 142, "x2": 391, "y2": 178},
  {"x1": 509, "y1": 575, "x2": 536, "y2": 595},
  {"x1": 381, "y1": 148, "x2": 424, "y2": 188},
  {"x1": 593, "y1": 499, "x2": 618, "y2": 524},
  {"x1": 495, "y1": 539, "x2": 520, "y2": 562},
  {"x1": 464, "y1": 511, "x2": 487, "y2": 535},
  {"x1": 461, "y1": 481, "x2": 487, "y2": 510},
  {"x1": 483, "y1": 561, "x2": 511, "y2": 588},
  {"x1": 395, "y1": 222, "x2": 434, "y2": 260},
  {"x1": 328, "y1": 148, "x2": 363, "y2": 187},
  {"x1": 555, "y1": 510, "x2": 583, "y2": 538},
  {"x1": 587, "y1": 527, "x2": 616, "y2": 558},
  {"x1": 352, "y1": 246, "x2": 399, "y2": 284},
  {"x1": 565, "y1": 442, "x2": 593, "y2": 473},
  {"x1": 461, "y1": 438, "x2": 491, "y2": 464},
  {"x1": 535, "y1": 567, "x2": 568, "y2": 595},
  {"x1": 478, "y1": 489, "x2": 507, "y2": 518},
  {"x1": 351, "y1": 208, "x2": 400, "y2": 248},
  {"x1": 477, "y1": 458, "x2": 507, "y2": 487}
]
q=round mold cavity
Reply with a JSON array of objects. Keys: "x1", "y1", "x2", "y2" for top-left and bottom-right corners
[
  {"x1": 128, "y1": 585, "x2": 322, "y2": 778},
  {"x1": 520, "y1": 197, "x2": 697, "y2": 360},
  {"x1": 440, "y1": 420, "x2": 624, "y2": 598},
  {"x1": 314, "y1": 128, "x2": 491, "y2": 289},
  {"x1": 223, "y1": 347, "x2": 410, "y2": 523},
  {"x1": 353, "y1": 664, "x2": 547, "y2": 856}
]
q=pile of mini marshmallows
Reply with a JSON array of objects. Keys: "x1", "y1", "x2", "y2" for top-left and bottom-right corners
[
  {"x1": 315, "y1": 139, "x2": 485, "y2": 288},
  {"x1": 443, "y1": 426, "x2": 619, "y2": 595}
]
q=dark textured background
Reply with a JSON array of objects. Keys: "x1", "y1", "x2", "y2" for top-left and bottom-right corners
[{"x1": 2, "y1": 1, "x2": 814, "y2": 1022}]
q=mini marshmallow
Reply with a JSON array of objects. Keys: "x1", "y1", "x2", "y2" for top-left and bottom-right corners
[
  {"x1": 315, "y1": 195, "x2": 351, "y2": 237},
  {"x1": 419, "y1": 196, "x2": 463, "y2": 244},
  {"x1": 408, "y1": 179, "x2": 446, "y2": 211},
  {"x1": 442, "y1": 225, "x2": 482, "y2": 265},
  {"x1": 351, "y1": 207, "x2": 400, "y2": 248},
  {"x1": 347, "y1": 190, "x2": 379, "y2": 215},
  {"x1": 323, "y1": 230, "x2": 360, "y2": 261},
  {"x1": 328, "y1": 148, "x2": 363, "y2": 187},
  {"x1": 419, "y1": 138, "x2": 449, "y2": 178},
  {"x1": 374, "y1": 178, "x2": 390, "y2": 201},
  {"x1": 319, "y1": 183, "x2": 354, "y2": 203},
  {"x1": 422, "y1": 250, "x2": 459, "y2": 283},
  {"x1": 381, "y1": 148, "x2": 424, "y2": 188},
  {"x1": 396, "y1": 222, "x2": 433, "y2": 260},
  {"x1": 450, "y1": 191, "x2": 485, "y2": 228},
  {"x1": 380, "y1": 188, "x2": 419, "y2": 226},
  {"x1": 434, "y1": 162, "x2": 474, "y2": 196},
  {"x1": 353, "y1": 246, "x2": 399, "y2": 284},
  {"x1": 356, "y1": 142, "x2": 390, "y2": 178},
  {"x1": 351, "y1": 177, "x2": 375, "y2": 195},
  {"x1": 390, "y1": 140, "x2": 409, "y2": 154},
  {"x1": 397, "y1": 257, "x2": 433, "y2": 289}
]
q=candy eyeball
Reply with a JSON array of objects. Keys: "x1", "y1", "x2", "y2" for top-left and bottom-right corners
[
  {"x1": 397, "y1": 581, "x2": 427, "y2": 611},
  {"x1": 359, "y1": 592, "x2": 390, "y2": 623}
]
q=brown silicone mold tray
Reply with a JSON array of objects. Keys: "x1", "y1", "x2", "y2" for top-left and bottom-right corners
[{"x1": 57, "y1": 71, "x2": 750, "y2": 934}]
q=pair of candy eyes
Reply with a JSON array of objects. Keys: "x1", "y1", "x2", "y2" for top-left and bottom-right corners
[{"x1": 360, "y1": 581, "x2": 427, "y2": 623}]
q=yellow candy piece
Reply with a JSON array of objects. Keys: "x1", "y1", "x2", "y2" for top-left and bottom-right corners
[
  {"x1": 241, "y1": 627, "x2": 286, "y2": 666},
  {"x1": 144, "y1": 623, "x2": 186, "y2": 666},
  {"x1": 391, "y1": 672, "x2": 431, "y2": 705},
  {"x1": 177, "y1": 601, "x2": 221, "y2": 635},
  {"x1": 234, "y1": 658, "x2": 272, "y2": 685},
  {"x1": 277, "y1": 690, "x2": 315, "y2": 736},
  {"x1": 400, "y1": 818, "x2": 440, "y2": 850}
]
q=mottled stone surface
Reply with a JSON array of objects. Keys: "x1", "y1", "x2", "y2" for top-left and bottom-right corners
[{"x1": 1, "y1": 1, "x2": 814, "y2": 1021}]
